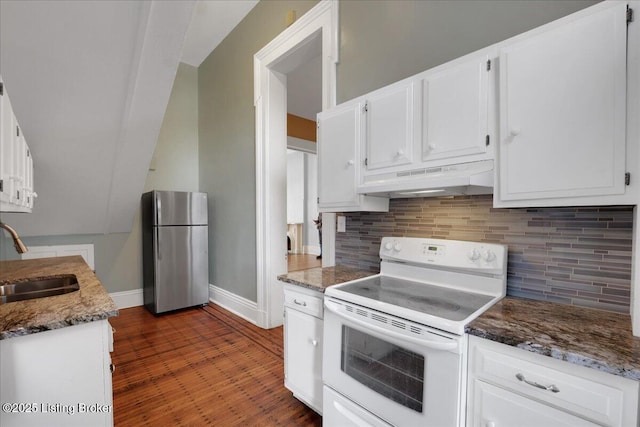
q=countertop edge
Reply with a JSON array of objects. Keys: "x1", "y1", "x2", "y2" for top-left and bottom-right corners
[
  {"x1": 0, "y1": 256, "x2": 119, "y2": 340},
  {"x1": 465, "y1": 326, "x2": 640, "y2": 381},
  {"x1": 1, "y1": 309, "x2": 119, "y2": 340}
]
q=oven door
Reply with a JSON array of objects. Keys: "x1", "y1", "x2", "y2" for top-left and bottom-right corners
[{"x1": 323, "y1": 297, "x2": 464, "y2": 427}]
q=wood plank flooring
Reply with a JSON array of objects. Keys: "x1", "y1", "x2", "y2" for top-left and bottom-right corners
[
  {"x1": 110, "y1": 304, "x2": 322, "y2": 426},
  {"x1": 287, "y1": 253, "x2": 321, "y2": 272}
]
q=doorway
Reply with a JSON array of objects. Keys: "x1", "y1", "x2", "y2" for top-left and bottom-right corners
[
  {"x1": 286, "y1": 48, "x2": 322, "y2": 273},
  {"x1": 254, "y1": 1, "x2": 338, "y2": 328}
]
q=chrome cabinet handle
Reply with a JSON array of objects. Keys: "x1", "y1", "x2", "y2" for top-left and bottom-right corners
[
  {"x1": 311, "y1": 339, "x2": 318, "y2": 347},
  {"x1": 516, "y1": 373, "x2": 560, "y2": 393},
  {"x1": 293, "y1": 299, "x2": 307, "y2": 307}
]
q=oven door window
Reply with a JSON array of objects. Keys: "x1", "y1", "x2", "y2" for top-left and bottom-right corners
[{"x1": 341, "y1": 325, "x2": 425, "y2": 413}]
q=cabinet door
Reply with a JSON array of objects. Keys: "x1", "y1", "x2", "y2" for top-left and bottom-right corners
[
  {"x1": 364, "y1": 80, "x2": 419, "y2": 171},
  {"x1": 317, "y1": 102, "x2": 360, "y2": 208},
  {"x1": 0, "y1": 87, "x2": 14, "y2": 206},
  {"x1": 284, "y1": 307, "x2": 323, "y2": 412},
  {"x1": 423, "y1": 52, "x2": 491, "y2": 163},
  {"x1": 469, "y1": 380, "x2": 598, "y2": 427},
  {"x1": 498, "y1": 2, "x2": 627, "y2": 203}
]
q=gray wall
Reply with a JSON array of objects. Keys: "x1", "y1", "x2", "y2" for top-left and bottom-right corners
[
  {"x1": 337, "y1": 0, "x2": 600, "y2": 102},
  {"x1": 198, "y1": 0, "x2": 598, "y2": 303},
  {"x1": 0, "y1": 63, "x2": 199, "y2": 293},
  {"x1": 198, "y1": 0, "x2": 317, "y2": 302}
]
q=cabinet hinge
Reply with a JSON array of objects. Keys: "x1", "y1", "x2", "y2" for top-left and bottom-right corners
[
  {"x1": 486, "y1": 59, "x2": 491, "y2": 71},
  {"x1": 0, "y1": 179, "x2": 3, "y2": 193},
  {"x1": 485, "y1": 135, "x2": 490, "y2": 146},
  {"x1": 0, "y1": 82, "x2": 3, "y2": 96},
  {"x1": 16, "y1": 126, "x2": 20, "y2": 137},
  {"x1": 625, "y1": 172, "x2": 630, "y2": 186},
  {"x1": 364, "y1": 158, "x2": 368, "y2": 166},
  {"x1": 364, "y1": 103, "x2": 368, "y2": 113},
  {"x1": 317, "y1": 197, "x2": 320, "y2": 204},
  {"x1": 628, "y1": 6, "x2": 634, "y2": 24}
]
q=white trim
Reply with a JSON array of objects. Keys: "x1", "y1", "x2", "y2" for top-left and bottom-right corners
[
  {"x1": 629, "y1": 0, "x2": 640, "y2": 335},
  {"x1": 109, "y1": 289, "x2": 144, "y2": 309},
  {"x1": 303, "y1": 245, "x2": 321, "y2": 256},
  {"x1": 209, "y1": 284, "x2": 259, "y2": 326},
  {"x1": 254, "y1": 0, "x2": 338, "y2": 328},
  {"x1": 21, "y1": 244, "x2": 95, "y2": 270}
]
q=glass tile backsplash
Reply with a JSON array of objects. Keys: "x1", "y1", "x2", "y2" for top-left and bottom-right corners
[{"x1": 335, "y1": 195, "x2": 634, "y2": 313}]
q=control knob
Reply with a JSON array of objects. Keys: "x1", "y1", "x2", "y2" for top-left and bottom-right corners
[
  {"x1": 482, "y1": 249, "x2": 496, "y2": 262},
  {"x1": 384, "y1": 242, "x2": 393, "y2": 251},
  {"x1": 467, "y1": 249, "x2": 481, "y2": 261},
  {"x1": 393, "y1": 243, "x2": 402, "y2": 252}
]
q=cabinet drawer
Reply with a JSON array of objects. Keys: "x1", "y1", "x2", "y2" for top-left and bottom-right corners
[
  {"x1": 284, "y1": 288, "x2": 323, "y2": 318},
  {"x1": 469, "y1": 336, "x2": 638, "y2": 427}
]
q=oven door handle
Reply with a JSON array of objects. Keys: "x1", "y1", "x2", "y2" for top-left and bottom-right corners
[{"x1": 325, "y1": 300, "x2": 458, "y2": 351}]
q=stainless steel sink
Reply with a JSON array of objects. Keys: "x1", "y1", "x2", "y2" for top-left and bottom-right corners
[{"x1": 0, "y1": 275, "x2": 79, "y2": 304}]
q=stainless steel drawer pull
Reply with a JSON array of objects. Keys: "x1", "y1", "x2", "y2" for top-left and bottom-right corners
[
  {"x1": 516, "y1": 373, "x2": 560, "y2": 393},
  {"x1": 293, "y1": 299, "x2": 307, "y2": 307}
]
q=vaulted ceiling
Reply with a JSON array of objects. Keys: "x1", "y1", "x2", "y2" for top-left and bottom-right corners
[{"x1": 0, "y1": 0, "x2": 257, "y2": 237}]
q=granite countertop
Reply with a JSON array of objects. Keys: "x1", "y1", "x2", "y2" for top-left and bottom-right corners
[
  {"x1": 466, "y1": 296, "x2": 640, "y2": 381},
  {"x1": 277, "y1": 265, "x2": 377, "y2": 292},
  {"x1": 0, "y1": 256, "x2": 118, "y2": 340}
]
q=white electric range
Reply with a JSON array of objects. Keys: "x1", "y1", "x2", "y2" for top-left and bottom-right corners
[{"x1": 322, "y1": 237, "x2": 507, "y2": 427}]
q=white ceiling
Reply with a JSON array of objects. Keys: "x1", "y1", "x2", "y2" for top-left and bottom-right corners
[
  {"x1": 0, "y1": 0, "x2": 195, "y2": 236},
  {"x1": 0, "y1": 0, "x2": 314, "y2": 237},
  {"x1": 181, "y1": 0, "x2": 259, "y2": 67}
]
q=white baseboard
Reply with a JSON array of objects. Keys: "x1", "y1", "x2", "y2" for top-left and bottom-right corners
[
  {"x1": 109, "y1": 286, "x2": 260, "y2": 325},
  {"x1": 304, "y1": 245, "x2": 321, "y2": 256},
  {"x1": 109, "y1": 289, "x2": 144, "y2": 309},
  {"x1": 209, "y1": 284, "x2": 259, "y2": 325}
]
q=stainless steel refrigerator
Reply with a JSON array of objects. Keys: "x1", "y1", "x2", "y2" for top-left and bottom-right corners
[{"x1": 141, "y1": 191, "x2": 209, "y2": 314}]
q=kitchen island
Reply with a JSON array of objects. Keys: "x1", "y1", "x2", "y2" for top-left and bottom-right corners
[{"x1": 0, "y1": 256, "x2": 117, "y2": 427}]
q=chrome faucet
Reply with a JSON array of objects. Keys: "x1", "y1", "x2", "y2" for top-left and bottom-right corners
[{"x1": 0, "y1": 222, "x2": 28, "y2": 254}]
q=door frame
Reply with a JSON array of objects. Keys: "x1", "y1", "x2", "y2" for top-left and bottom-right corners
[{"x1": 254, "y1": 0, "x2": 338, "y2": 328}]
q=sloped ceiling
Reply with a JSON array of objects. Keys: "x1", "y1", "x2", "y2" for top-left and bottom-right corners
[
  {"x1": 181, "y1": 0, "x2": 259, "y2": 67},
  {"x1": 0, "y1": 0, "x2": 195, "y2": 236}
]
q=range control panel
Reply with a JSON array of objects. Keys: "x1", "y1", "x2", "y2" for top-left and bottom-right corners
[{"x1": 379, "y1": 237, "x2": 507, "y2": 275}]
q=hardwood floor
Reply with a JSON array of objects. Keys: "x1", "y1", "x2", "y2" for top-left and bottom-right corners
[
  {"x1": 110, "y1": 304, "x2": 322, "y2": 426},
  {"x1": 287, "y1": 253, "x2": 321, "y2": 272}
]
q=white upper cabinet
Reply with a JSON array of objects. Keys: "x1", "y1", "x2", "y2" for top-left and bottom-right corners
[
  {"x1": 364, "y1": 80, "x2": 420, "y2": 172},
  {"x1": 496, "y1": 1, "x2": 629, "y2": 207},
  {"x1": 422, "y1": 50, "x2": 494, "y2": 164},
  {"x1": 317, "y1": 101, "x2": 389, "y2": 212},
  {"x1": 0, "y1": 77, "x2": 35, "y2": 213}
]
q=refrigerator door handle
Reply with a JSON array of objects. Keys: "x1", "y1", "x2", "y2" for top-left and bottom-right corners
[
  {"x1": 155, "y1": 227, "x2": 161, "y2": 261},
  {"x1": 156, "y1": 194, "x2": 162, "y2": 226}
]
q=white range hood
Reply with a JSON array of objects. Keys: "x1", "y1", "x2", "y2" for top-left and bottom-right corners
[{"x1": 357, "y1": 159, "x2": 494, "y2": 198}]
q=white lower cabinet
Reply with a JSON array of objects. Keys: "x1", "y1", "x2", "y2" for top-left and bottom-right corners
[
  {"x1": 0, "y1": 320, "x2": 114, "y2": 427},
  {"x1": 466, "y1": 336, "x2": 639, "y2": 427},
  {"x1": 283, "y1": 285, "x2": 323, "y2": 414}
]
